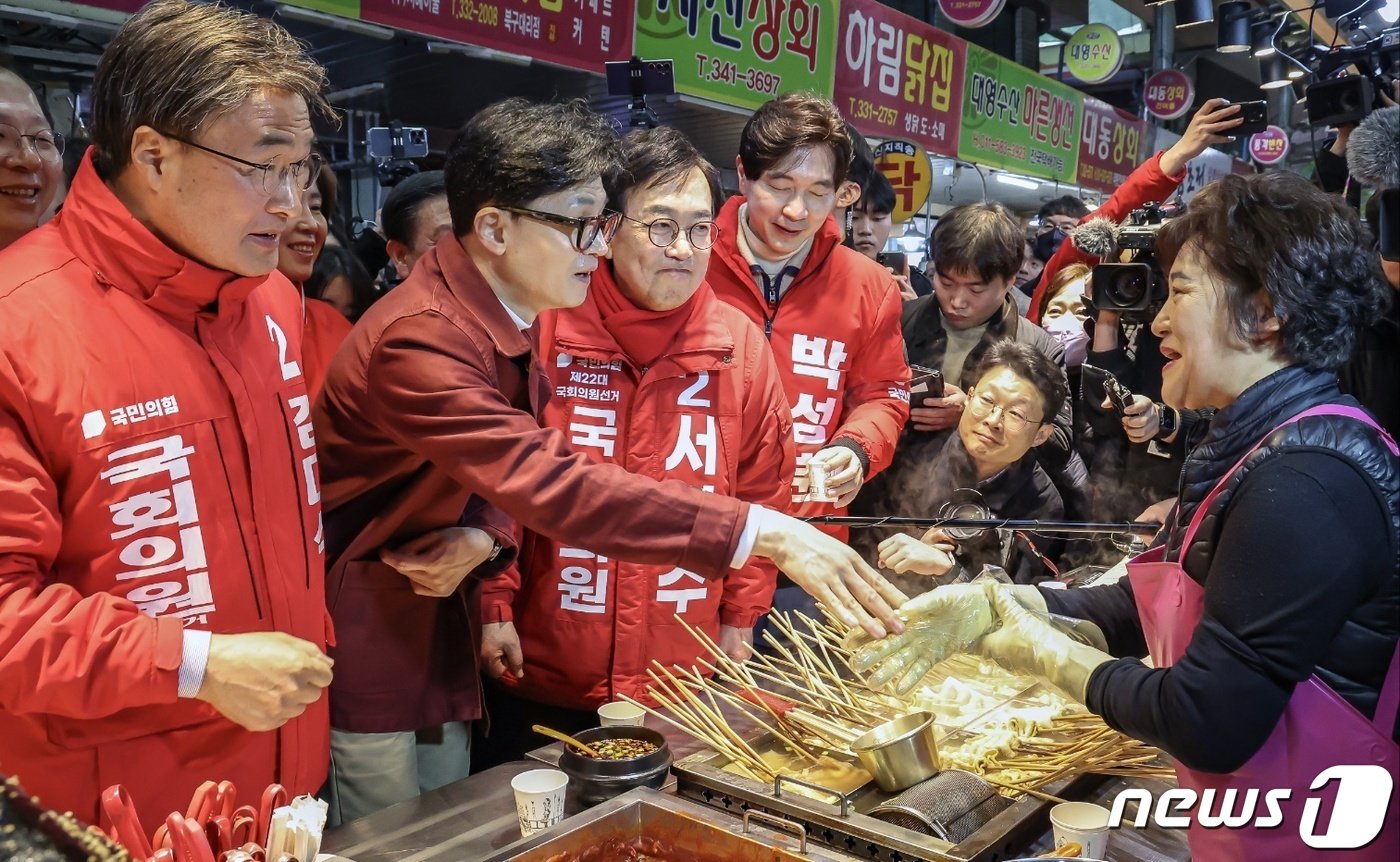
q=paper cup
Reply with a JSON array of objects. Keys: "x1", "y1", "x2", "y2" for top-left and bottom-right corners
[
  {"x1": 511, "y1": 768, "x2": 568, "y2": 837},
  {"x1": 1049, "y1": 801, "x2": 1111, "y2": 859},
  {"x1": 597, "y1": 702, "x2": 646, "y2": 727}
]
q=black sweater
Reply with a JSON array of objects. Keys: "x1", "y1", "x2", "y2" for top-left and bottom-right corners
[{"x1": 1043, "y1": 450, "x2": 1396, "y2": 772}]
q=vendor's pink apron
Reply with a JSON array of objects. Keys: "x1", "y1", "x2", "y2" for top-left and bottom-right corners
[{"x1": 1127, "y1": 405, "x2": 1400, "y2": 860}]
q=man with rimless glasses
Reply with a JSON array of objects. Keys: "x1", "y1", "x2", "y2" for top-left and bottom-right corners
[
  {"x1": 0, "y1": 0, "x2": 336, "y2": 830},
  {"x1": 875, "y1": 341, "x2": 1074, "y2": 587},
  {"x1": 0, "y1": 68, "x2": 63, "y2": 251},
  {"x1": 315, "y1": 100, "x2": 908, "y2": 821}
]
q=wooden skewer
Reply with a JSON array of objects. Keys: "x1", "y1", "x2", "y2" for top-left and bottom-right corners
[
  {"x1": 620, "y1": 691, "x2": 764, "y2": 774},
  {"x1": 650, "y1": 662, "x2": 771, "y2": 768}
]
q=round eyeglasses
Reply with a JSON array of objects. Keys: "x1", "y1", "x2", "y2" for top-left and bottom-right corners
[
  {"x1": 0, "y1": 123, "x2": 64, "y2": 163},
  {"x1": 162, "y1": 132, "x2": 323, "y2": 197},
  {"x1": 621, "y1": 215, "x2": 718, "y2": 250},
  {"x1": 499, "y1": 206, "x2": 623, "y2": 252},
  {"x1": 966, "y1": 390, "x2": 1043, "y2": 433}
]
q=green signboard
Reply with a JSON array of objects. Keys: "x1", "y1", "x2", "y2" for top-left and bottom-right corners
[
  {"x1": 280, "y1": 0, "x2": 361, "y2": 17},
  {"x1": 957, "y1": 43, "x2": 1082, "y2": 183},
  {"x1": 634, "y1": 0, "x2": 840, "y2": 111}
]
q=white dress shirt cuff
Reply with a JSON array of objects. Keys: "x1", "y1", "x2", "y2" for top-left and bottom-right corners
[
  {"x1": 177, "y1": 629, "x2": 213, "y2": 698},
  {"x1": 730, "y1": 505, "x2": 762, "y2": 568}
]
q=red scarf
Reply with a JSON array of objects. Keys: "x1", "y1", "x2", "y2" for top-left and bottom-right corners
[{"x1": 590, "y1": 262, "x2": 707, "y2": 368}]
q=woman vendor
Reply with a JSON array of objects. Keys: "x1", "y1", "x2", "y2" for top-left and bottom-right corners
[{"x1": 849, "y1": 172, "x2": 1398, "y2": 861}]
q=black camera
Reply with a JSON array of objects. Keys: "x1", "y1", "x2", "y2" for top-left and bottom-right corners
[
  {"x1": 366, "y1": 121, "x2": 428, "y2": 187},
  {"x1": 1091, "y1": 203, "x2": 1177, "y2": 323}
]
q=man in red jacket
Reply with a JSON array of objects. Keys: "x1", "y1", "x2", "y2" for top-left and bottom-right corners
[
  {"x1": 471, "y1": 127, "x2": 796, "y2": 765},
  {"x1": 315, "y1": 98, "x2": 906, "y2": 822},
  {"x1": 0, "y1": 0, "x2": 334, "y2": 831},
  {"x1": 704, "y1": 93, "x2": 911, "y2": 619}
]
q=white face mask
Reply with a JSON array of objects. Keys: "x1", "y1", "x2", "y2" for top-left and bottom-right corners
[{"x1": 1043, "y1": 315, "x2": 1090, "y2": 369}]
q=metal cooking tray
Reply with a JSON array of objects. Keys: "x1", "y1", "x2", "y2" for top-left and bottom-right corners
[
  {"x1": 479, "y1": 786, "x2": 864, "y2": 862},
  {"x1": 672, "y1": 736, "x2": 1108, "y2": 862}
]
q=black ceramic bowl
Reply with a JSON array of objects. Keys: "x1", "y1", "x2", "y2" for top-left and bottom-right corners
[{"x1": 557, "y1": 725, "x2": 672, "y2": 803}]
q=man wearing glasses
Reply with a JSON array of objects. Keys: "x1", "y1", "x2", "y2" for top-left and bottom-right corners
[
  {"x1": 874, "y1": 341, "x2": 1073, "y2": 586},
  {"x1": 315, "y1": 100, "x2": 907, "y2": 821},
  {"x1": 0, "y1": 68, "x2": 63, "y2": 251},
  {"x1": 466, "y1": 126, "x2": 796, "y2": 765},
  {"x1": 0, "y1": 0, "x2": 335, "y2": 830}
]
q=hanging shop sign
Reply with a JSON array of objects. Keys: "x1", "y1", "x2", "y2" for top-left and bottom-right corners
[
  {"x1": 1064, "y1": 23, "x2": 1124, "y2": 85},
  {"x1": 872, "y1": 139, "x2": 933, "y2": 222},
  {"x1": 1077, "y1": 96, "x2": 1146, "y2": 193},
  {"x1": 1248, "y1": 125, "x2": 1290, "y2": 165},
  {"x1": 1143, "y1": 69, "x2": 1194, "y2": 121},
  {"x1": 278, "y1": 0, "x2": 361, "y2": 17},
  {"x1": 632, "y1": 0, "x2": 840, "y2": 111},
  {"x1": 958, "y1": 43, "x2": 1082, "y2": 184},
  {"x1": 937, "y1": 0, "x2": 1006, "y2": 29},
  {"x1": 833, "y1": 0, "x2": 965, "y2": 156},
  {"x1": 359, "y1": 0, "x2": 635, "y2": 73}
]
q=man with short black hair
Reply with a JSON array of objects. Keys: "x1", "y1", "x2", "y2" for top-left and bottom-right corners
[
  {"x1": 315, "y1": 98, "x2": 906, "y2": 821},
  {"x1": 0, "y1": 0, "x2": 335, "y2": 827},
  {"x1": 705, "y1": 92, "x2": 911, "y2": 620},
  {"x1": 381, "y1": 169, "x2": 450, "y2": 281}
]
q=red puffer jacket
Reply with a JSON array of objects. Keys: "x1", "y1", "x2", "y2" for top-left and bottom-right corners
[
  {"x1": 479, "y1": 268, "x2": 795, "y2": 708},
  {"x1": 706, "y1": 198, "x2": 910, "y2": 530},
  {"x1": 0, "y1": 155, "x2": 330, "y2": 830}
]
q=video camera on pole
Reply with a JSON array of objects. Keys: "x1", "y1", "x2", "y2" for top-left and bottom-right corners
[
  {"x1": 366, "y1": 120, "x2": 429, "y2": 187},
  {"x1": 1075, "y1": 201, "x2": 1182, "y2": 323},
  {"x1": 605, "y1": 56, "x2": 675, "y2": 128}
]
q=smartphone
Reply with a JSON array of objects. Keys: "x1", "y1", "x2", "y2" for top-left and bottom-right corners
[
  {"x1": 909, "y1": 363, "x2": 944, "y2": 408},
  {"x1": 876, "y1": 251, "x2": 907, "y2": 273},
  {"x1": 1233, "y1": 100, "x2": 1269, "y2": 137}
]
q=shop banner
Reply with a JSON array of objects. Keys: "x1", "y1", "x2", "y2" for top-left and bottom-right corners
[
  {"x1": 1064, "y1": 23, "x2": 1123, "y2": 85},
  {"x1": 1077, "y1": 96, "x2": 1145, "y2": 193},
  {"x1": 633, "y1": 0, "x2": 839, "y2": 112},
  {"x1": 833, "y1": 0, "x2": 964, "y2": 156},
  {"x1": 360, "y1": 0, "x2": 635, "y2": 72},
  {"x1": 958, "y1": 43, "x2": 1081, "y2": 183},
  {"x1": 937, "y1": 0, "x2": 1005, "y2": 29},
  {"x1": 1143, "y1": 69, "x2": 1193, "y2": 120},
  {"x1": 1248, "y1": 125, "x2": 1290, "y2": 165},
  {"x1": 872, "y1": 139, "x2": 932, "y2": 222}
]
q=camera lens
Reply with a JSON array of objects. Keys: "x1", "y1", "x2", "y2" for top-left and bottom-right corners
[{"x1": 1107, "y1": 269, "x2": 1148, "y2": 308}]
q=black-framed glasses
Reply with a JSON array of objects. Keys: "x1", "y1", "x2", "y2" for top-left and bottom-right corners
[
  {"x1": 621, "y1": 214, "x2": 719, "y2": 250},
  {"x1": 162, "y1": 132, "x2": 322, "y2": 197},
  {"x1": 966, "y1": 389, "x2": 1043, "y2": 433},
  {"x1": 499, "y1": 205, "x2": 621, "y2": 252},
  {"x1": 0, "y1": 123, "x2": 63, "y2": 163}
]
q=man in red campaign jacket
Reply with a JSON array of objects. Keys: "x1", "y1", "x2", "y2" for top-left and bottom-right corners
[
  {"x1": 0, "y1": 0, "x2": 334, "y2": 831},
  {"x1": 473, "y1": 128, "x2": 796, "y2": 763},
  {"x1": 708, "y1": 94, "x2": 910, "y2": 520},
  {"x1": 706, "y1": 94, "x2": 910, "y2": 616}
]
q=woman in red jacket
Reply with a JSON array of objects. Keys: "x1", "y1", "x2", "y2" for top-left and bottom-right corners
[{"x1": 473, "y1": 127, "x2": 797, "y2": 766}]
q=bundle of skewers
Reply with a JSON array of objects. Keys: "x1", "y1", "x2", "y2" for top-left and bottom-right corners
[{"x1": 620, "y1": 610, "x2": 1173, "y2": 800}]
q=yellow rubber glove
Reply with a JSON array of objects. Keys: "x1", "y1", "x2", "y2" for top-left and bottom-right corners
[
  {"x1": 845, "y1": 582, "x2": 1046, "y2": 695},
  {"x1": 975, "y1": 587, "x2": 1115, "y2": 702}
]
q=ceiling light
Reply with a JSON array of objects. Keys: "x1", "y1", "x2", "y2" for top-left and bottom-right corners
[
  {"x1": 274, "y1": 3, "x2": 396, "y2": 40},
  {"x1": 995, "y1": 173, "x2": 1040, "y2": 190},
  {"x1": 1217, "y1": 2, "x2": 1253, "y2": 52},
  {"x1": 1259, "y1": 54, "x2": 1290, "y2": 89},
  {"x1": 1251, "y1": 21, "x2": 1278, "y2": 56},
  {"x1": 1175, "y1": 0, "x2": 1215, "y2": 28}
]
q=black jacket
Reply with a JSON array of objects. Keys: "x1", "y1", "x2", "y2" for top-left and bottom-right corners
[
  {"x1": 1044, "y1": 366, "x2": 1400, "y2": 770},
  {"x1": 850, "y1": 430, "x2": 1070, "y2": 590}
]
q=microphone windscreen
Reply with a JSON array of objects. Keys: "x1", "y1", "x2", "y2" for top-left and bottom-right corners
[
  {"x1": 1071, "y1": 217, "x2": 1121, "y2": 258},
  {"x1": 1348, "y1": 106, "x2": 1400, "y2": 190}
]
